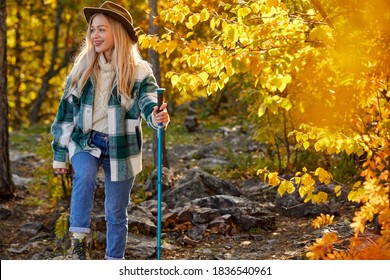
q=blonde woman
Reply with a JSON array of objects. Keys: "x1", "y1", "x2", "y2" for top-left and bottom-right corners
[{"x1": 51, "y1": 1, "x2": 169, "y2": 260}]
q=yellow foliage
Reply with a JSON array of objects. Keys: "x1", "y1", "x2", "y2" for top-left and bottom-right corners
[
  {"x1": 277, "y1": 180, "x2": 295, "y2": 197},
  {"x1": 306, "y1": 232, "x2": 339, "y2": 260},
  {"x1": 139, "y1": 0, "x2": 390, "y2": 260},
  {"x1": 315, "y1": 167, "x2": 332, "y2": 184},
  {"x1": 311, "y1": 213, "x2": 334, "y2": 229}
]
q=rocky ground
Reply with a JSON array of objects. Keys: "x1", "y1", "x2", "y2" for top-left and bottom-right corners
[{"x1": 0, "y1": 124, "x2": 361, "y2": 260}]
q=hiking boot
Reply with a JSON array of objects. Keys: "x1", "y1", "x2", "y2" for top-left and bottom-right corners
[{"x1": 64, "y1": 237, "x2": 90, "y2": 260}]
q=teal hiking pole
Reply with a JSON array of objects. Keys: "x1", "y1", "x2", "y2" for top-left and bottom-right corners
[{"x1": 156, "y1": 88, "x2": 165, "y2": 260}]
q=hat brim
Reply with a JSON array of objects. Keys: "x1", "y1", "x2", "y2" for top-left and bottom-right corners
[{"x1": 84, "y1": 7, "x2": 138, "y2": 43}]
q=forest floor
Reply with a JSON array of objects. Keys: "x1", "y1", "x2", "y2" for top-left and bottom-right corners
[{"x1": 0, "y1": 120, "x2": 363, "y2": 261}]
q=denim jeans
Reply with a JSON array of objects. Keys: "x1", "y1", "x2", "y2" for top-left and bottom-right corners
[{"x1": 69, "y1": 131, "x2": 134, "y2": 260}]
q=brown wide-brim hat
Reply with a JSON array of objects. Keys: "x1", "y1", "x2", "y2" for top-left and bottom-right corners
[{"x1": 84, "y1": 1, "x2": 138, "y2": 43}]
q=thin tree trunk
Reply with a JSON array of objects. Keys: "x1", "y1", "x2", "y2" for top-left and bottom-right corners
[
  {"x1": 148, "y1": 0, "x2": 169, "y2": 168},
  {"x1": 10, "y1": 0, "x2": 23, "y2": 127},
  {"x1": 29, "y1": 1, "x2": 71, "y2": 124},
  {"x1": 0, "y1": 0, "x2": 15, "y2": 198}
]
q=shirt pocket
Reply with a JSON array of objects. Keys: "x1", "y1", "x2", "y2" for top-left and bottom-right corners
[{"x1": 125, "y1": 119, "x2": 142, "y2": 154}]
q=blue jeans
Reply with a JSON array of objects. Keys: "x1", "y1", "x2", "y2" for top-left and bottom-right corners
[{"x1": 69, "y1": 131, "x2": 134, "y2": 260}]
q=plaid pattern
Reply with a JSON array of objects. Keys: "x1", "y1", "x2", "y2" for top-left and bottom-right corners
[{"x1": 51, "y1": 61, "x2": 159, "y2": 181}]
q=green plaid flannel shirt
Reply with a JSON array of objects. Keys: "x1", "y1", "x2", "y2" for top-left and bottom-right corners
[{"x1": 51, "y1": 61, "x2": 159, "y2": 181}]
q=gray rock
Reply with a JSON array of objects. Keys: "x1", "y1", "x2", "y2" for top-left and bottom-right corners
[
  {"x1": 274, "y1": 184, "x2": 337, "y2": 218},
  {"x1": 143, "y1": 167, "x2": 174, "y2": 197},
  {"x1": 0, "y1": 206, "x2": 12, "y2": 220},
  {"x1": 192, "y1": 195, "x2": 276, "y2": 231},
  {"x1": 20, "y1": 221, "x2": 43, "y2": 235},
  {"x1": 198, "y1": 158, "x2": 233, "y2": 172},
  {"x1": 128, "y1": 204, "x2": 157, "y2": 235},
  {"x1": 163, "y1": 167, "x2": 240, "y2": 209}
]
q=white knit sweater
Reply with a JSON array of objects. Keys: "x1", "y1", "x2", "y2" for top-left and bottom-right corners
[{"x1": 92, "y1": 54, "x2": 116, "y2": 134}]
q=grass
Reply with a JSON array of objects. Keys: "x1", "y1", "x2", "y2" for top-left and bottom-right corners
[{"x1": 10, "y1": 124, "x2": 51, "y2": 154}]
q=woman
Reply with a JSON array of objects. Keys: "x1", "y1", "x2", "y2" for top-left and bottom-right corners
[{"x1": 51, "y1": 1, "x2": 169, "y2": 260}]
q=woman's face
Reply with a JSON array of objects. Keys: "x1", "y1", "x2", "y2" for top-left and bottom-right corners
[{"x1": 90, "y1": 14, "x2": 114, "y2": 61}]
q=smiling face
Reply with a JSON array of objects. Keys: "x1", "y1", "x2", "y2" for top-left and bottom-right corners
[{"x1": 90, "y1": 14, "x2": 115, "y2": 62}]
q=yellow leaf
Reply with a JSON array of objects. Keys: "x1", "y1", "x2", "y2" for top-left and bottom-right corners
[
  {"x1": 225, "y1": 64, "x2": 235, "y2": 76},
  {"x1": 266, "y1": 0, "x2": 280, "y2": 7},
  {"x1": 210, "y1": 17, "x2": 216, "y2": 29},
  {"x1": 238, "y1": 7, "x2": 251, "y2": 20},
  {"x1": 277, "y1": 180, "x2": 294, "y2": 197},
  {"x1": 138, "y1": 34, "x2": 146, "y2": 45},
  {"x1": 302, "y1": 173, "x2": 315, "y2": 187},
  {"x1": 303, "y1": 141, "x2": 310, "y2": 150},
  {"x1": 268, "y1": 172, "x2": 281, "y2": 187},
  {"x1": 315, "y1": 167, "x2": 332, "y2": 184},
  {"x1": 314, "y1": 141, "x2": 322, "y2": 152},
  {"x1": 166, "y1": 41, "x2": 178, "y2": 57},
  {"x1": 198, "y1": 72, "x2": 209, "y2": 84},
  {"x1": 250, "y1": 2, "x2": 261, "y2": 14},
  {"x1": 171, "y1": 75, "x2": 180, "y2": 87},
  {"x1": 286, "y1": 181, "x2": 295, "y2": 194},
  {"x1": 200, "y1": 9, "x2": 210, "y2": 22},
  {"x1": 157, "y1": 40, "x2": 167, "y2": 54},
  {"x1": 189, "y1": 14, "x2": 200, "y2": 27},
  {"x1": 334, "y1": 185, "x2": 342, "y2": 197},
  {"x1": 312, "y1": 191, "x2": 328, "y2": 203},
  {"x1": 207, "y1": 81, "x2": 218, "y2": 95},
  {"x1": 185, "y1": 22, "x2": 193, "y2": 30}
]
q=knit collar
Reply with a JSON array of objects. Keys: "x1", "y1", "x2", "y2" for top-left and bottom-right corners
[{"x1": 98, "y1": 53, "x2": 115, "y2": 73}]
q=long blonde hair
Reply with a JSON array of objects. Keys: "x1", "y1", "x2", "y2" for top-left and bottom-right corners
[{"x1": 68, "y1": 13, "x2": 141, "y2": 98}]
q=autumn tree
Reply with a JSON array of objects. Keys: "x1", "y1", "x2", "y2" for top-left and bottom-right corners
[
  {"x1": 0, "y1": 0, "x2": 15, "y2": 198},
  {"x1": 139, "y1": 0, "x2": 390, "y2": 259},
  {"x1": 148, "y1": 0, "x2": 169, "y2": 168},
  {"x1": 6, "y1": 0, "x2": 85, "y2": 127}
]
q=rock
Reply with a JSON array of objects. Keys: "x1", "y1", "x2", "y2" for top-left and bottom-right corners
[
  {"x1": 169, "y1": 144, "x2": 198, "y2": 160},
  {"x1": 274, "y1": 184, "x2": 337, "y2": 218},
  {"x1": 126, "y1": 233, "x2": 156, "y2": 259},
  {"x1": 184, "y1": 116, "x2": 199, "y2": 132},
  {"x1": 198, "y1": 158, "x2": 233, "y2": 172},
  {"x1": 143, "y1": 167, "x2": 174, "y2": 198},
  {"x1": 0, "y1": 206, "x2": 12, "y2": 220},
  {"x1": 12, "y1": 174, "x2": 33, "y2": 190},
  {"x1": 163, "y1": 167, "x2": 240, "y2": 209},
  {"x1": 127, "y1": 204, "x2": 157, "y2": 236},
  {"x1": 176, "y1": 204, "x2": 220, "y2": 225},
  {"x1": 139, "y1": 200, "x2": 170, "y2": 216},
  {"x1": 187, "y1": 224, "x2": 208, "y2": 240},
  {"x1": 192, "y1": 195, "x2": 276, "y2": 231},
  {"x1": 193, "y1": 144, "x2": 221, "y2": 159},
  {"x1": 20, "y1": 221, "x2": 43, "y2": 235},
  {"x1": 8, "y1": 244, "x2": 30, "y2": 254},
  {"x1": 239, "y1": 178, "x2": 268, "y2": 198}
]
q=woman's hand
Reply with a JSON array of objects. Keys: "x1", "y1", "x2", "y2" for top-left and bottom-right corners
[
  {"x1": 153, "y1": 102, "x2": 170, "y2": 125},
  {"x1": 56, "y1": 168, "x2": 68, "y2": 174}
]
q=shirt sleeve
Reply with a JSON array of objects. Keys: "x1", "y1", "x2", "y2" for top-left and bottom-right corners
[
  {"x1": 51, "y1": 79, "x2": 75, "y2": 168},
  {"x1": 138, "y1": 72, "x2": 159, "y2": 129}
]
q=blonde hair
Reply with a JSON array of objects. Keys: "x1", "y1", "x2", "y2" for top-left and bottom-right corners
[{"x1": 68, "y1": 13, "x2": 141, "y2": 98}]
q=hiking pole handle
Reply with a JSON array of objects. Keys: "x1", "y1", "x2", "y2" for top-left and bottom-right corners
[{"x1": 156, "y1": 88, "x2": 165, "y2": 114}]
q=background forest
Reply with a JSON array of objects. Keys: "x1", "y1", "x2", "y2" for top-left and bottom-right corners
[{"x1": 0, "y1": 0, "x2": 389, "y2": 259}]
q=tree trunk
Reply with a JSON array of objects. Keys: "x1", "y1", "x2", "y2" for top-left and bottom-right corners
[
  {"x1": 29, "y1": 1, "x2": 71, "y2": 124},
  {"x1": 0, "y1": 0, "x2": 15, "y2": 198},
  {"x1": 148, "y1": 0, "x2": 169, "y2": 168},
  {"x1": 10, "y1": 0, "x2": 23, "y2": 128}
]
